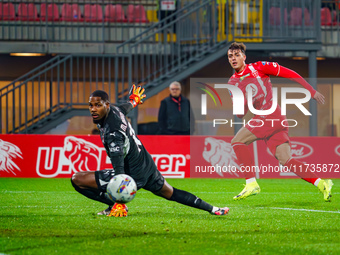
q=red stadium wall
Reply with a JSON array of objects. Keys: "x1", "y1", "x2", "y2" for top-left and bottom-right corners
[{"x1": 0, "y1": 135, "x2": 339, "y2": 179}]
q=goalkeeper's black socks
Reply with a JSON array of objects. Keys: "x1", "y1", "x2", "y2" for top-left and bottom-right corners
[
  {"x1": 169, "y1": 187, "x2": 213, "y2": 212},
  {"x1": 71, "y1": 179, "x2": 113, "y2": 206}
]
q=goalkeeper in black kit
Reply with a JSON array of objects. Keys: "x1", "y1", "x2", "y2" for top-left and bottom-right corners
[{"x1": 71, "y1": 85, "x2": 229, "y2": 217}]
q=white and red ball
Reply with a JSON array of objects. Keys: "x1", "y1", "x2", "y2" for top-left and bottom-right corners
[{"x1": 106, "y1": 174, "x2": 137, "y2": 203}]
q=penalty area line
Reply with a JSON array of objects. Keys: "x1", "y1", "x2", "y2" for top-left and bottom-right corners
[{"x1": 259, "y1": 207, "x2": 340, "y2": 214}]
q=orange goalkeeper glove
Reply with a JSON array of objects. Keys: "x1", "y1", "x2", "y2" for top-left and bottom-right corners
[
  {"x1": 107, "y1": 203, "x2": 128, "y2": 217},
  {"x1": 129, "y1": 84, "x2": 146, "y2": 108}
]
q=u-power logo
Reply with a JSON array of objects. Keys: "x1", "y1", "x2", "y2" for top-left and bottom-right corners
[{"x1": 198, "y1": 83, "x2": 312, "y2": 128}]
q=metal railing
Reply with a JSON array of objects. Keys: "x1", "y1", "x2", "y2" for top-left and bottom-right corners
[
  {"x1": 115, "y1": 0, "x2": 321, "y2": 96},
  {"x1": 0, "y1": 54, "x2": 129, "y2": 133},
  {"x1": 320, "y1": 0, "x2": 340, "y2": 46},
  {"x1": 0, "y1": 0, "x2": 323, "y2": 134},
  {"x1": 0, "y1": 0, "x2": 156, "y2": 43},
  {"x1": 1, "y1": 55, "x2": 70, "y2": 133},
  {"x1": 116, "y1": 0, "x2": 222, "y2": 95},
  {"x1": 262, "y1": 0, "x2": 321, "y2": 41},
  {"x1": 0, "y1": 0, "x2": 325, "y2": 53}
]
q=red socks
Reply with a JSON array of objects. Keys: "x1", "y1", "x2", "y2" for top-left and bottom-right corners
[
  {"x1": 284, "y1": 158, "x2": 319, "y2": 185},
  {"x1": 232, "y1": 142, "x2": 256, "y2": 179},
  {"x1": 232, "y1": 143, "x2": 319, "y2": 185}
]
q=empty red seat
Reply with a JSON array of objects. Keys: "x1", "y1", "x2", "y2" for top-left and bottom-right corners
[
  {"x1": 104, "y1": 4, "x2": 127, "y2": 22},
  {"x1": 0, "y1": 2, "x2": 16, "y2": 21},
  {"x1": 332, "y1": 10, "x2": 339, "y2": 26},
  {"x1": 61, "y1": 4, "x2": 83, "y2": 22},
  {"x1": 289, "y1": 7, "x2": 311, "y2": 26},
  {"x1": 269, "y1": 7, "x2": 287, "y2": 26},
  {"x1": 84, "y1": 4, "x2": 103, "y2": 22},
  {"x1": 269, "y1": 7, "x2": 280, "y2": 25},
  {"x1": 332, "y1": 10, "x2": 337, "y2": 22},
  {"x1": 303, "y1": 8, "x2": 312, "y2": 26},
  {"x1": 289, "y1": 7, "x2": 303, "y2": 26},
  {"x1": 321, "y1": 7, "x2": 332, "y2": 26},
  {"x1": 127, "y1": 5, "x2": 148, "y2": 23},
  {"x1": 40, "y1": 3, "x2": 59, "y2": 21},
  {"x1": 18, "y1": 3, "x2": 39, "y2": 21}
]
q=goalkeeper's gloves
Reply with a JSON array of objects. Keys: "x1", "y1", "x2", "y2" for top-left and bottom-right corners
[
  {"x1": 129, "y1": 84, "x2": 146, "y2": 108},
  {"x1": 107, "y1": 203, "x2": 128, "y2": 217}
]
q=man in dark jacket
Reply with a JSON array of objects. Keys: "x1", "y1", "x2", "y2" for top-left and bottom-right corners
[{"x1": 158, "y1": 81, "x2": 195, "y2": 135}]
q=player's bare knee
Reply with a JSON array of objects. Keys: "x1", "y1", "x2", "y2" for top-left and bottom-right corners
[
  {"x1": 275, "y1": 143, "x2": 291, "y2": 165},
  {"x1": 278, "y1": 158, "x2": 287, "y2": 166},
  {"x1": 71, "y1": 172, "x2": 84, "y2": 187},
  {"x1": 275, "y1": 152, "x2": 290, "y2": 165},
  {"x1": 154, "y1": 183, "x2": 173, "y2": 199},
  {"x1": 162, "y1": 189, "x2": 173, "y2": 199},
  {"x1": 154, "y1": 189, "x2": 170, "y2": 199}
]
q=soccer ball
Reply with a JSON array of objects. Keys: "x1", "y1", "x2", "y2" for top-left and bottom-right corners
[{"x1": 106, "y1": 174, "x2": 137, "y2": 203}]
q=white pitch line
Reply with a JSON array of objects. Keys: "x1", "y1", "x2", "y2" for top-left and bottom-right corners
[
  {"x1": 0, "y1": 191, "x2": 75, "y2": 193},
  {"x1": 1, "y1": 191, "x2": 339, "y2": 195},
  {"x1": 259, "y1": 207, "x2": 340, "y2": 214}
]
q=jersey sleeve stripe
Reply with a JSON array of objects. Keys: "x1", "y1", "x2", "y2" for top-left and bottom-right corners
[{"x1": 276, "y1": 64, "x2": 280, "y2": 76}]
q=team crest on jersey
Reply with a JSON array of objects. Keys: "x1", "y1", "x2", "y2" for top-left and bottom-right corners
[
  {"x1": 120, "y1": 124, "x2": 127, "y2": 132},
  {"x1": 251, "y1": 70, "x2": 259, "y2": 78}
]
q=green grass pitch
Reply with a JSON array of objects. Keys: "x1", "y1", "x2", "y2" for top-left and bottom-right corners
[{"x1": 1, "y1": 178, "x2": 339, "y2": 255}]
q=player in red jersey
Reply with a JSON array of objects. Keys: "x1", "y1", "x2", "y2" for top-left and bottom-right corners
[{"x1": 227, "y1": 42, "x2": 333, "y2": 201}]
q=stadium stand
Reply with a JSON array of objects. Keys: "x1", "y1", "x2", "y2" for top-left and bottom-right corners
[
  {"x1": 104, "y1": 4, "x2": 127, "y2": 22},
  {"x1": 40, "y1": 3, "x2": 60, "y2": 21},
  {"x1": 332, "y1": 9, "x2": 339, "y2": 25},
  {"x1": 288, "y1": 7, "x2": 312, "y2": 26},
  {"x1": 0, "y1": 2, "x2": 152, "y2": 24},
  {"x1": 269, "y1": 7, "x2": 287, "y2": 25},
  {"x1": 18, "y1": 3, "x2": 39, "y2": 21},
  {"x1": 127, "y1": 4, "x2": 148, "y2": 23},
  {"x1": 84, "y1": 4, "x2": 103, "y2": 22},
  {"x1": 60, "y1": 3, "x2": 83, "y2": 22},
  {"x1": 321, "y1": 7, "x2": 332, "y2": 26},
  {"x1": 0, "y1": 2, "x2": 16, "y2": 21}
]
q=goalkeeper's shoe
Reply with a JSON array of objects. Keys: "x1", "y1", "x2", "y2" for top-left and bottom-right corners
[
  {"x1": 107, "y1": 203, "x2": 128, "y2": 217},
  {"x1": 233, "y1": 181, "x2": 260, "y2": 200},
  {"x1": 97, "y1": 206, "x2": 112, "y2": 216},
  {"x1": 317, "y1": 179, "x2": 333, "y2": 202},
  {"x1": 211, "y1": 207, "x2": 229, "y2": 216}
]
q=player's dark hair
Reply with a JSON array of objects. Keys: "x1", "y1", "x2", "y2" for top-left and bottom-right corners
[
  {"x1": 228, "y1": 42, "x2": 246, "y2": 54},
  {"x1": 90, "y1": 90, "x2": 110, "y2": 102}
]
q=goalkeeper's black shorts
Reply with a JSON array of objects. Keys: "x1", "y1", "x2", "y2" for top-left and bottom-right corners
[{"x1": 95, "y1": 168, "x2": 165, "y2": 193}]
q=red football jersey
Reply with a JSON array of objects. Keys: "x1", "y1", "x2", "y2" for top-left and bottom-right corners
[
  {"x1": 228, "y1": 61, "x2": 316, "y2": 116},
  {"x1": 228, "y1": 61, "x2": 280, "y2": 113}
]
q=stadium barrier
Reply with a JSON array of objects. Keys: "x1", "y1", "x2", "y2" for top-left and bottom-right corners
[{"x1": 0, "y1": 134, "x2": 339, "y2": 179}]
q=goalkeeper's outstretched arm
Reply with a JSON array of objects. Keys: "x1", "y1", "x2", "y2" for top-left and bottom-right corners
[{"x1": 118, "y1": 84, "x2": 147, "y2": 115}]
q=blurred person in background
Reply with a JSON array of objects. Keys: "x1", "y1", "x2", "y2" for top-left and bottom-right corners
[{"x1": 158, "y1": 81, "x2": 195, "y2": 135}]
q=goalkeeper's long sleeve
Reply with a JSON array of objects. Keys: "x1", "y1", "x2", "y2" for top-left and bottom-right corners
[{"x1": 116, "y1": 102, "x2": 134, "y2": 115}]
